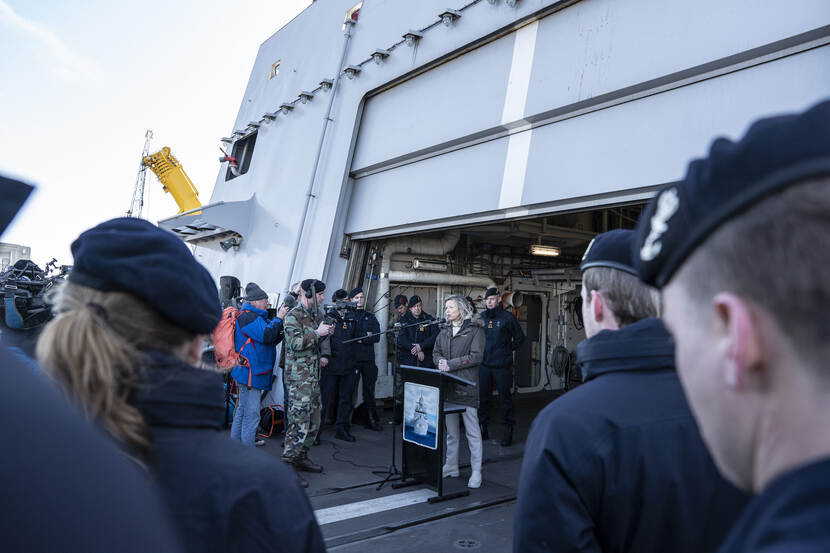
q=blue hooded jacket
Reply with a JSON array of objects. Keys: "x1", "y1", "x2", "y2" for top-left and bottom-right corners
[
  {"x1": 514, "y1": 318, "x2": 748, "y2": 553},
  {"x1": 230, "y1": 303, "x2": 283, "y2": 390}
]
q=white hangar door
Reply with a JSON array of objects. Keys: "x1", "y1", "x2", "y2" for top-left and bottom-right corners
[{"x1": 344, "y1": 0, "x2": 830, "y2": 239}]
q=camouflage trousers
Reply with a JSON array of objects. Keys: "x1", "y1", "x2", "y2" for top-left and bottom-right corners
[{"x1": 281, "y1": 372, "x2": 321, "y2": 462}]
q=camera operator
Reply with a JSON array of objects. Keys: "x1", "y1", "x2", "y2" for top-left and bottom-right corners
[
  {"x1": 320, "y1": 289, "x2": 358, "y2": 442},
  {"x1": 348, "y1": 287, "x2": 383, "y2": 431},
  {"x1": 281, "y1": 279, "x2": 333, "y2": 485}
]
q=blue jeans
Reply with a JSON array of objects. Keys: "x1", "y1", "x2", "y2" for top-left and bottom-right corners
[{"x1": 230, "y1": 384, "x2": 261, "y2": 446}]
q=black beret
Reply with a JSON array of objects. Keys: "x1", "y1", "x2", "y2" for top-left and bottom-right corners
[
  {"x1": 333, "y1": 289, "x2": 348, "y2": 301},
  {"x1": 408, "y1": 295, "x2": 422, "y2": 307},
  {"x1": 348, "y1": 287, "x2": 363, "y2": 299},
  {"x1": 244, "y1": 282, "x2": 268, "y2": 301},
  {"x1": 68, "y1": 218, "x2": 221, "y2": 334},
  {"x1": 393, "y1": 294, "x2": 408, "y2": 308},
  {"x1": 301, "y1": 279, "x2": 326, "y2": 295},
  {"x1": 484, "y1": 287, "x2": 500, "y2": 299},
  {"x1": 0, "y1": 175, "x2": 33, "y2": 237},
  {"x1": 580, "y1": 229, "x2": 637, "y2": 276},
  {"x1": 636, "y1": 99, "x2": 830, "y2": 288}
]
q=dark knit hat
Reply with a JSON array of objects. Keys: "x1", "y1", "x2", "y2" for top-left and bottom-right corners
[
  {"x1": 332, "y1": 289, "x2": 348, "y2": 302},
  {"x1": 393, "y1": 294, "x2": 408, "y2": 308},
  {"x1": 243, "y1": 282, "x2": 268, "y2": 301},
  {"x1": 68, "y1": 217, "x2": 221, "y2": 334},
  {"x1": 580, "y1": 230, "x2": 637, "y2": 276},
  {"x1": 348, "y1": 287, "x2": 363, "y2": 299},
  {"x1": 635, "y1": 99, "x2": 830, "y2": 288},
  {"x1": 408, "y1": 295, "x2": 422, "y2": 307},
  {"x1": 484, "y1": 287, "x2": 500, "y2": 299},
  {"x1": 301, "y1": 279, "x2": 326, "y2": 297}
]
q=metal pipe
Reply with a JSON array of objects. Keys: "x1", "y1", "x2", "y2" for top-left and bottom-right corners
[{"x1": 282, "y1": 21, "x2": 355, "y2": 293}]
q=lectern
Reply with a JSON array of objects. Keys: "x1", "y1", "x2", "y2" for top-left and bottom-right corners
[{"x1": 395, "y1": 364, "x2": 476, "y2": 503}]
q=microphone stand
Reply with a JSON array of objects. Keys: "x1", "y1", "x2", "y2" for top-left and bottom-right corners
[{"x1": 357, "y1": 317, "x2": 444, "y2": 491}]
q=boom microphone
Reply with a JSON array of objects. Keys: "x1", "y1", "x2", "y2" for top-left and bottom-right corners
[{"x1": 282, "y1": 294, "x2": 297, "y2": 310}]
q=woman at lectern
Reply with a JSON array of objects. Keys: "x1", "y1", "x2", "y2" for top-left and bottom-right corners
[{"x1": 433, "y1": 294, "x2": 486, "y2": 489}]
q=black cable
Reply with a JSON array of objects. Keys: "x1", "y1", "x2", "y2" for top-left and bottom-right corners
[
  {"x1": 326, "y1": 438, "x2": 388, "y2": 471},
  {"x1": 552, "y1": 345, "x2": 571, "y2": 379}
]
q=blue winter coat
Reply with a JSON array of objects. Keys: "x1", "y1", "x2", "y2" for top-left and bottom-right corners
[
  {"x1": 137, "y1": 352, "x2": 325, "y2": 553},
  {"x1": 514, "y1": 318, "x2": 748, "y2": 553},
  {"x1": 351, "y1": 309, "x2": 380, "y2": 362},
  {"x1": 230, "y1": 303, "x2": 283, "y2": 390},
  {"x1": 396, "y1": 310, "x2": 439, "y2": 367},
  {"x1": 479, "y1": 304, "x2": 525, "y2": 368},
  {"x1": 716, "y1": 458, "x2": 830, "y2": 553}
]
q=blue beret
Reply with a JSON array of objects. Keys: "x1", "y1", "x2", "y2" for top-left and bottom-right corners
[
  {"x1": 393, "y1": 294, "x2": 408, "y2": 308},
  {"x1": 580, "y1": 229, "x2": 637, "y2": 276},
  {"x1": 635, "y1": 99, "x2": 830, "y2": 288},
  {"x1": 408, "y1": 295, "x2": 422, "y2": 308},
  {"x1": 348, "y1": 287, "x2": 363, "y2": 299},
  {"x1": 301, "y1": 279, "x2": 326, "y2": 295},
  {"x1": 68, "y1": 218, "x2": 221, "y2": 334}
]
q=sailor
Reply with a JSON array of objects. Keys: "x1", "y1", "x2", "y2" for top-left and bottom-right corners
[
  {"x1": 396, "y1": 295, "x2": 439, "y2": 369},
  {"x1": 348, "y1": 287, "x2": 384, "y2": 431},
  {"x1": 320, "y1": 289, "x2": 358, "y2": 442},
  {"x1": 477, "y1": 287, "x2": 524, "y2": 446},
  {"x1": 281, "y1": 278, "x2": 333, "y2": 485},
  {"x1": 514, "y1": 229, "x2": 748, "y2": 553},
  {"x1": 634, "y1": 99, "x2": 830, "y2": 552},
  {"x1": 393, "y1": 294, "x2": 409, "y2": 321}
]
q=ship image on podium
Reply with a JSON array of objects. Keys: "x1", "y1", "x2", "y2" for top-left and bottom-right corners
[{"x1": 396, "y1": 364, "x2": 477, "y2": 503}]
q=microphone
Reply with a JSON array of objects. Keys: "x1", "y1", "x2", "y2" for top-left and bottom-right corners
[{"x1": 282, "y1": 294, "x2": 297, "y2": 310}]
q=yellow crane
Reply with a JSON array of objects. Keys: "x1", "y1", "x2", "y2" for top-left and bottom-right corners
[{"x1": 142, "y1": 146, "x2": 202, "y2": 214}]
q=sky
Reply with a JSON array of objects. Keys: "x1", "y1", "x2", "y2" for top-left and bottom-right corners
[{"x1": 0, "y1": 0, "x2": 311, "y2": 266}]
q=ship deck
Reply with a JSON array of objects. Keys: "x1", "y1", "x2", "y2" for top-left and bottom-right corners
[{"x1": 255, "y1": 392, "x2": 559, "y2": 552}]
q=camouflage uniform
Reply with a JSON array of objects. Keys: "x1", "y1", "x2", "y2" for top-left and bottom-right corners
[{"x1": 281, "y1": 303, "x2": 330, "y2": 463}]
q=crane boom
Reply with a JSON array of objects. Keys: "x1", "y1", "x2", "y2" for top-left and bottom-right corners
[
  {"x1": 143, "y1": 147, "x2": 202, "y2": 214},
  {"x1": 127, "y1": 130, "x2": 154, "y2": 218}
]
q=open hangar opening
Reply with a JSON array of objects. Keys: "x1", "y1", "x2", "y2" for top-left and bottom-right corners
[{"x1": 342, "y1": 201, "x2": 646, "y2": 402}]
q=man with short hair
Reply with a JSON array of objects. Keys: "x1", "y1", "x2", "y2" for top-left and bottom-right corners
[
  {"x1": 393, "y1": 294, "x2": 408, "y2": 321},
  {"x1": 349, "y1": 287, "x2": 383, "y2": 431},
  {"x1": 478, "y1": 287, "x2": 524, "y2": 446},
  {"x1": 397, "y1": 295, "x2": 439, "y2": 369},
  {"x1": 282, "y1": 279, "x2": 333, "y2": 485},
  {"x1": 514, "y1": 229, "x2": 748, "y2": 553},
  {"x1": 230, "y1": 282, "x2": 289, "y2": 447},
  {"x1": 321, "y1": 289, "x2": 358, "y2": 442},
  {"x1": 634, "y1": 100, "x2": 830, "y2": 552}
]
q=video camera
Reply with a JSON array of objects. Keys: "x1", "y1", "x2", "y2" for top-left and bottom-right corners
[{"x1": 322, "y1": 300, "x2": 357, "y2": 325}]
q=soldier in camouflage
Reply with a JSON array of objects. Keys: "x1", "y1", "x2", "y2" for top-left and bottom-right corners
[{"x1": 281, "y1": 279, "x2": 333, "y2": 486}]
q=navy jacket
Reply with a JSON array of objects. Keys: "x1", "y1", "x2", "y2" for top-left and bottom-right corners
[
  {"x1": 397, "y1": 311, "x2": 439, "y2": 367},
  {"x1": 479, "y1": 304, "x2": 525, "y2": 368},
  {"x1": 324, "y1": 308, "x2": 356, "y2": 375},
  {"x1": 514, "y1": 318, "x2": 748, "y2": 553},
  {"x1": 716, "y1": 458, "x2": 830, "y2": 553},
  {"x1": 2, "y1": 346, "x2": 185, "y2": 553},
  {"x1": 230, "y1": 303, "x2": 283, "y2": 390},
  {"x1": 137, "y1": 352, "x2": 325, "y2": 553},
  {"x1": 352, "y1": 309, "x2": 380, "y2": 362}
]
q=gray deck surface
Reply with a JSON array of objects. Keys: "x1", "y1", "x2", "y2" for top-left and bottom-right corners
[{"x1": 256, "y1": 392, "x2": 559, "y2": 552}]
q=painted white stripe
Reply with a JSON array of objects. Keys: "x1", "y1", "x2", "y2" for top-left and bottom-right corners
[
  {"x1": 313, "y1": 489, "x2": 437, "y2": 526},
  {"x1": 499, "y1": 21, "x2": 539, "y2": 210},
  {"x1": 501, "y1": 21, "x2": 539, "y2": 125}
]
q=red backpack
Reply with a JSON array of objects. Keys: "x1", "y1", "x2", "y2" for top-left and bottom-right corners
[{"x1": 211, "y1": 307, "x2": 252, "y2": 369}]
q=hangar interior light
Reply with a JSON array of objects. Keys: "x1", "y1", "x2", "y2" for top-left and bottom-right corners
[{"x1": 530, "y1": 244, "x2": 561, "y2": 257}]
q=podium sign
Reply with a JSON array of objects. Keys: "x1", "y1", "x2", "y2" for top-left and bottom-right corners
[{"x1": 398, "y1": 365, "x2": 476, "y2": 503}]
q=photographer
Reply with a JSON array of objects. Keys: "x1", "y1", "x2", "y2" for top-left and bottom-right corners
[
  {"x1": 320, "y1": 289, "x2": 358, "y2": 442},
  {"x1": 229, "y1": 282, "x2": 288, "y2": 447}
]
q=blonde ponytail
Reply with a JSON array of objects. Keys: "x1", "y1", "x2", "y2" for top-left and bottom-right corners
[{"x1": 37, "y1": 282, "x2": 195, "y2": 459}]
